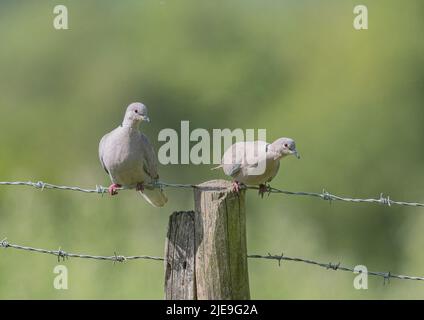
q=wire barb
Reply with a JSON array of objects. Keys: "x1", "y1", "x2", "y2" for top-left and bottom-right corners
[
  {"x1": 384, "y1": 272, "x2": 391, "y2": 285},
  {"x1": 379, "y1": 193, "x2": 392, "y2": 206},
  {"x1": 322, "y1": 189, "x2": 333, "y2": 203},
  {"x1": 56, "y1": 247, "x2": 68, "y2": 262},
  {"x1": 1, "y1": 238, "x2": 9, "y2": 248},
  {"x1": 113, "y1": 252, "x2": 126, "y2": 263},
  {"x1": 95, "y1": 185, "x2": 107, "y2": 196},
  {"x1": 277, "y1": 252, "x2": 284, "y2": 267},
  {"x1": 327, "y1": 262, "x2": 341, "y2": 271}
]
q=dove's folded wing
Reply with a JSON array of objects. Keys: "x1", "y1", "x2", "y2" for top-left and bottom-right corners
[
  {"x1": 139, "y1": 133, "x2": 159, "y2": 181},
  {"x1": 138, "y1": 133, "x2": 168, "y2": 207}
]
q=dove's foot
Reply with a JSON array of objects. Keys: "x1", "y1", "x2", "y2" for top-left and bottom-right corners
[
  {"x1": 108, "y1": 183, "x2": 121, "y2": 196},
  {"x1": 136, "y1": 182, "x2": 145, "y2": 192},
  {"x1": 258, "y1": 183, "x2": 271, "y2": 198},
  {"x1": 231, "y1": 181, "x2": 243, "y2": 194}
]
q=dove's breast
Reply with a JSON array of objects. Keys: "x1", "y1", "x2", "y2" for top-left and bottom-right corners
[
  {"x1": 237, "y1": 157, "x2": 280, "y2": 185},
  {"x1": 101, "y1": 127, "x2": 145, "y2": 186}
]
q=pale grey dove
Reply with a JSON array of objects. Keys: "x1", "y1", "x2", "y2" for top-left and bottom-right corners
[
  {"x1": 99, "y1": 102, "x2": 168, "y2": 207},
  {"x1": 213, "y1": 138, "x2": 299, "y2": 196}
]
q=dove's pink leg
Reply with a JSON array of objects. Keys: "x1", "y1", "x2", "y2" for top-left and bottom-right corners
[
  {"x1": 258, "y1": 183, "x2": 271, "y2": 198},
  {"x1": 232, "y1": 181, "x2": 242, "y2": 194},
  {"x1": 136, "y1": 182, "x2": 145, "y2": 192},
  {"x1": 108, "y1": 183, "x2": 121, "y2": 196}
]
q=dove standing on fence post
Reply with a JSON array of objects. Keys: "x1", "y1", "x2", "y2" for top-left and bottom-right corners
[
  {"x1": 98, "y1": 102, "x2": 168, "y2": 207},
  {"x1": 213, "y1": 137, "x2": 300, "y2": 197}
]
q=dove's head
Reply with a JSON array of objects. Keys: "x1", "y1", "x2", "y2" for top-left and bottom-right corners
[
  {"x1": 269, "y1": 137, "x2": 300, "y2": 160},
  {"x1": 122, "y1": 102, "x2": 150, "y2": 127}
]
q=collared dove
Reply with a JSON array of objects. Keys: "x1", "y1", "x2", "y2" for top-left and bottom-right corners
[
  {"x1": 213, "y1": 137, "x2": 299, "y2": 196},
  {"x1": 99, "y1": 102, "x2": 168, "y2": 207}
]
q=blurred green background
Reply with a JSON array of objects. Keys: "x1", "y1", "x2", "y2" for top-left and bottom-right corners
[{"x1": 1, "y1": 0, "x2": 424, "y2": 299}]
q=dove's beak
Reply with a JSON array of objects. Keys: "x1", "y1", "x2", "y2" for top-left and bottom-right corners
[
  {"x1": 292, "y1": 150, "x2": 300, "y2": 159},
  {"x1": 142, "y1": 116, "x2": 150, "y2": 123}
]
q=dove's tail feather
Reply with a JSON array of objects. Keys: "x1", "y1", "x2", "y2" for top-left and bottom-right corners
[
  {"x1": 211, "y1": 165, "x2": 223, "y2": 170},
  {"x1": 139, "y1": 187, "x2": 168, "y2": 208}
]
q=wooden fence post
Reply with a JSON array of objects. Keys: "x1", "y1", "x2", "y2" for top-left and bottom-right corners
[
  {"x1": 164, "y1": 179, "x2": 250, "y2": 300},
  {"x1": 164, "y1": 210, "x2": 196, "y2": 299}
]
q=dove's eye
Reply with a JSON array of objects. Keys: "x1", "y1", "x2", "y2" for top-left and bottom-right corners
[
  {"x1": 284, "y1": 143, "x2": 288, "y2": 148},
  {"x1": 134, "y1": 110, "x2": 138, "y2": 113}
]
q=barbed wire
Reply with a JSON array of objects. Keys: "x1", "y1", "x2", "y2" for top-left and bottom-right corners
[
  {"x1": 1, "y1": 238, "x2": 423, "y2": 283},
  {"x1": 248, "y1": 253, "x2": 424, "y2": 283},
  {"x1": 0, "y1": 238, "x2": 163, "y2": 263},
  {"x1": 1, "y1": 180, "x2": 424, "y2": 208}
]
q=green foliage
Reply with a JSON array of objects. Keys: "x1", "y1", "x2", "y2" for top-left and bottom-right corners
[{"x1": 1, "y1": 0, "x2": 424, "y2": 299}]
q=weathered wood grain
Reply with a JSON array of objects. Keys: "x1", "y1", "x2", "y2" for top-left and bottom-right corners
[
  {"x1": 164, "y1": 180, "x2": 250, "y2": 300},
  {"x1": 164, "y1": 211, "x2": 196, "y2": 300},
  {"x1": 194, "y1": 180, "x2": 250, "y2": 300}
]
